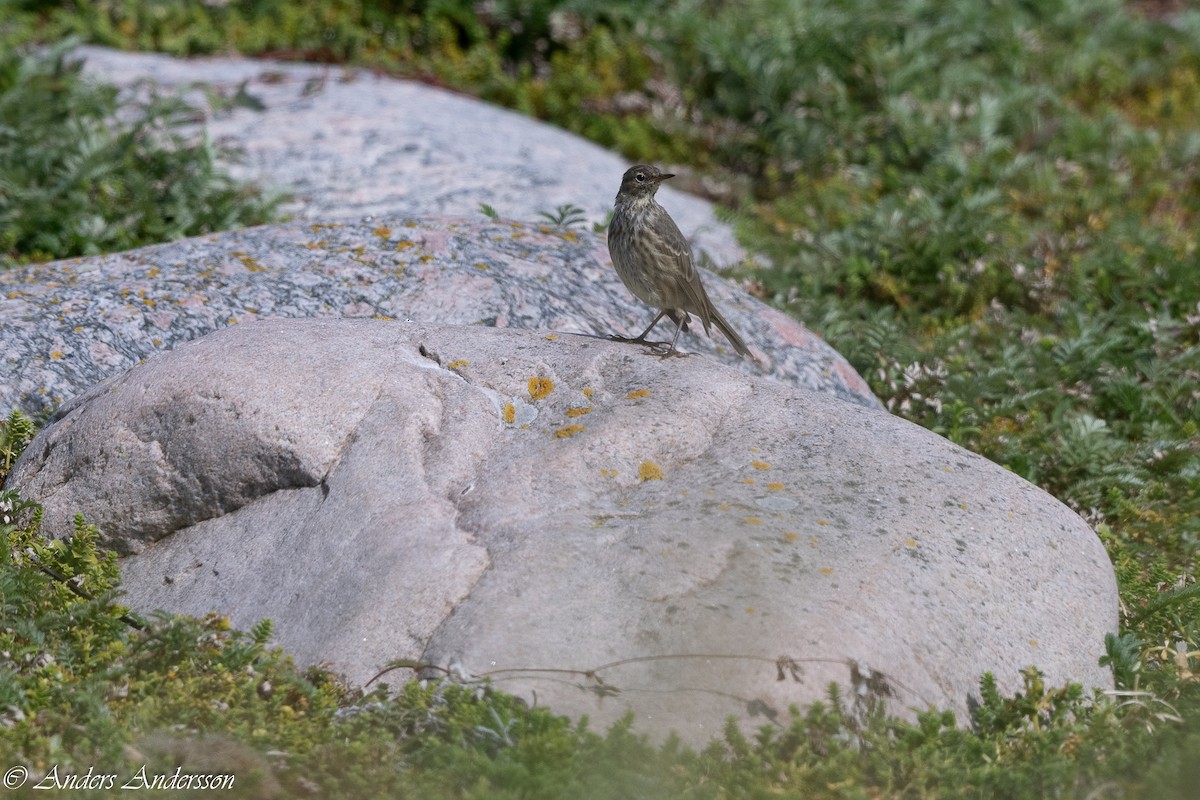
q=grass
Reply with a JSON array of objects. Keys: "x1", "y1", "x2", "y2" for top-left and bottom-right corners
[
  {"x1": 1, "y1": 494, "x2": 1198, "y2": 798},
  {"x1": 1, "y1": 0, "x2": 1199, "y2": 795}
]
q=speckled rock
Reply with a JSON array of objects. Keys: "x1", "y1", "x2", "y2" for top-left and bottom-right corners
[
  {"x1": 8, "y1": 319, "x2": 1117, "y2": 743},
  {"x1": 74, "y1": 45, "x2": 742, "y2": 267},
  {"x1": 0, "y1": 218, "x2": 877, "y2": 416}
]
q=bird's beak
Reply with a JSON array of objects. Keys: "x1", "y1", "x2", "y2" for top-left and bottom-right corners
[{"x1": 660, "y1": 173, "x2": 676, "y2": 181}]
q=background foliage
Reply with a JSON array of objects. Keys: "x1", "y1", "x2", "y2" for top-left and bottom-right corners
[
  {"x1": 1, "y1": 0, "x2": 1199, "y2": 795},
  {"x1": 0, "y1": 38, "x2": 277, "y2": 266}
]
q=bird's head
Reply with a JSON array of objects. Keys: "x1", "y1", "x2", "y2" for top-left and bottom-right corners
[{"x1": 617, "y1": 164, "x2": 674, "y2": 201}]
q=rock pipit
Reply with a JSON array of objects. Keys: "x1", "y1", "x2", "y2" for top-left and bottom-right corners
[{"x1": 606, "y1": 164, "x2": 752, "y2": 359}]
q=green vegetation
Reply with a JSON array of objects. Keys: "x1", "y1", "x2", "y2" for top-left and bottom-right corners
[
  {"x1": 1, "y1": 0, "x2": 1198, "y2": 795},
  {"x1": 2, "y1": 482, "x2": 1198, "y2": 797},
  {"x1": 0, "y1": 38, "x2": 277, "y2": 266}
]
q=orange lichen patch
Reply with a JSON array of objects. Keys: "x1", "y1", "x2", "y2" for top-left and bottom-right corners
[
  {"x1": 147, "y1": 268, "x2": 159, "y2": 278},
  {"x1": 474, "y1": 262, "x2": 489, "y2": 270},
  {"x1": 600, "y1": 468, "x2": 618, "y2": 478},
  {"x1": 545, "y1": 334, "x2": 559, "y2": 341},
  {"x1": 502, "y1": 403, "x2": 516, "y2": 424},
  {"x1": 448, "y1": 359, "x2": 469, "y2": 370},
  {"x1": 566, "y1": 406, "x2": 592, "y2": 418},
  {"x1": 741, "y1": 477, "x2": 756, "y2": 484},
  {"x1": 625, "y1": 389, "x2": 650, "y2": 399},
  {"x1": 528, "y1": 377, "x2": 554, "y2": 400},
  {"x1": 816, "y1": 518, "x2": 831, "y2": 526},
  {"x1": 767, "y1": 482, "x2": 785, "y2": 491},
  {"x1": 49, "y1": 351, "x2": 63, "y2": 360},
  {"x1": 582, "y1": 387, "x2": 594, "y2": 399},
  {"x1": 638, "y1": 461, "x2": 663, "y2": 481},
  {"x1": 906, "y1": 538, "x2": 919, "y2": 548},
  {"x1": 396, "y1": 240, "x2": 414, "y2": 250},
  {"x1": 751, "y1": 460, "x2": 771, "y2": 470},
  {"x1": 745, "y1": 517, "x2": 763, "y2": 525},
  {"x1": 820, "y1": 567, "x2": 834, "y2": 575},
  {"x1": 372, "y1": 226, "x2": 392, "y2": 239},
  {"x1": 783, "y1": 532, "x2": 799, "y2": 542},
  {"x1": 745, "y1": 607, "x2": 756, "y2": 615},
  {"x1": 233, "y1": 252, "x2": 264, "y2": 272},
  {"x1": 554, "y1": 424, "x2": 586, "y2": 439},
  {"x1": 717, "y1": 503, "x2": 730, "y2": 511}
]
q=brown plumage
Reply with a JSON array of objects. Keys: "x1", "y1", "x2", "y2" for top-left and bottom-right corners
[{"x1": 606, "y1": 165, "x2": 752, "y2": 358}]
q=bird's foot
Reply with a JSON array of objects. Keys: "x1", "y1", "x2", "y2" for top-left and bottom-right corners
[{"x1": 607, "y1": 333, "x2": 672, "y2": 349}]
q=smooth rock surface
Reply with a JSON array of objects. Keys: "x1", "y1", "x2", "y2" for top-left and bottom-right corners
[
  {"x1": 8, "y1": 319, "x2": 1118, "y2": 742},
  {"x1": 74, "y1": 45, "x2": 742, "y2": 266},
  {"x1": 0, "y1": 219, "x2": 878, "y2": 416}
]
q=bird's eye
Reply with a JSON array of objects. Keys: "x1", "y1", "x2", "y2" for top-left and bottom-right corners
[{"x1": 635, "y1": 172, "x2": 646, "y2": 182}]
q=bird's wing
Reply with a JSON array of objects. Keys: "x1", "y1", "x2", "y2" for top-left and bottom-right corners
[{"x1": 648, "y1": 214, "x2": 716, "y2": 332}]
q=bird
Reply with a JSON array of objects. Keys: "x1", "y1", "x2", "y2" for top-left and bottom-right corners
[{"x1": 606, "y1": 164, "x2": 752, "y2": 359}]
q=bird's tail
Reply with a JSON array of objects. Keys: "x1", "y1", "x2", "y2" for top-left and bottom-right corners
[{"x1": 707, "y1": 306, "x2": 753, "y2": 360}]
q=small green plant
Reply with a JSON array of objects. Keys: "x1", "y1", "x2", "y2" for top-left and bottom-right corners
[
  {"x1": 536, "y1": 202, "x2": 588, "y2": 228},
  {"x1": 0, "y1": 409, "x2": 36, "y2": 482}
]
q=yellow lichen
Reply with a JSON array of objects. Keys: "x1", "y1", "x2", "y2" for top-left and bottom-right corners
[
  {"x1": 545, "y1": 334, "x2": 559, "y2": 341},
  {"x1": 625, "y1": 389, "x2": 650, "y2": 399},
  {"x1": 816, "y1": 518, "x2": 831, "y2": 526},
  {"x1": 751, "y1": 460, "x2": 771, "y2": 470},
  {"x1": 554, "y1": 424, "x2": 586, "y2": 439},
  {"x1": 767, "y1": 482, "x2": 785, "y2": 491},
  {"x1": 741, "y1": 477, "x2": 756, "y2": 484},
  {"x1": 638, "y1": 461, "x2": 663, "y2": 481},
  {"x1": 448, "y1": 359, "x2": 469, "y2": 370},
  {"x1": 396, "y1": 240, "x2": 414, "y2": 251},
  {"x1": 49, "y1": 351, "x2": 63, "y2": 360},
  {"x1": 373, "y1": 226, "x2": 392, "y2": 239},
  {"x1": 566, "y1": 406, "x2": 592, "y2": 418},
  {"x1": 783, "y1": 532, "x2": 799, "y2": 542},
  {"x1": 582, "y1": 387, "x2": 594, "y2": 399},
  {"x1": 528, "y1": 377, "x2": 554, "y2": 401},
  {"x1": 745, "y1": 517, "x2": 763, "y2": 525},
  {"x1": 502, "y1": 403, "x2": 516, "y2": 424}
]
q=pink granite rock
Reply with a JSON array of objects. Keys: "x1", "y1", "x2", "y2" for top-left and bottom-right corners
[{"x1": 8, "y1": 319, "x2": 1116, "y2": 743}]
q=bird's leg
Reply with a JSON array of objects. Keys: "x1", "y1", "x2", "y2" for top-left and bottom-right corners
[
  {"x1": 630, "y1": 310, "x2": 670, "y2": 343},
  {"x1": 656, "y1": 315, "x2": 689, "y2": 358},
  {"x1": 608, "y1": 310, "x2": 672, "y2": 347}
]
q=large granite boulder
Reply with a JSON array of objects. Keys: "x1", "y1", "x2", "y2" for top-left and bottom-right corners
[
  {"x1": 7, "y1": 318, "x2": 1118, "y2": 742},
  {"x1": 3, "y1": 45, "x2": 806, "y2": 416},
  {"x1": 73, "y1": 44, "x2": 743, "y2": 266},
  {"x1": 0, "y1": 219, "x2": 878, "y2": 417}
]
